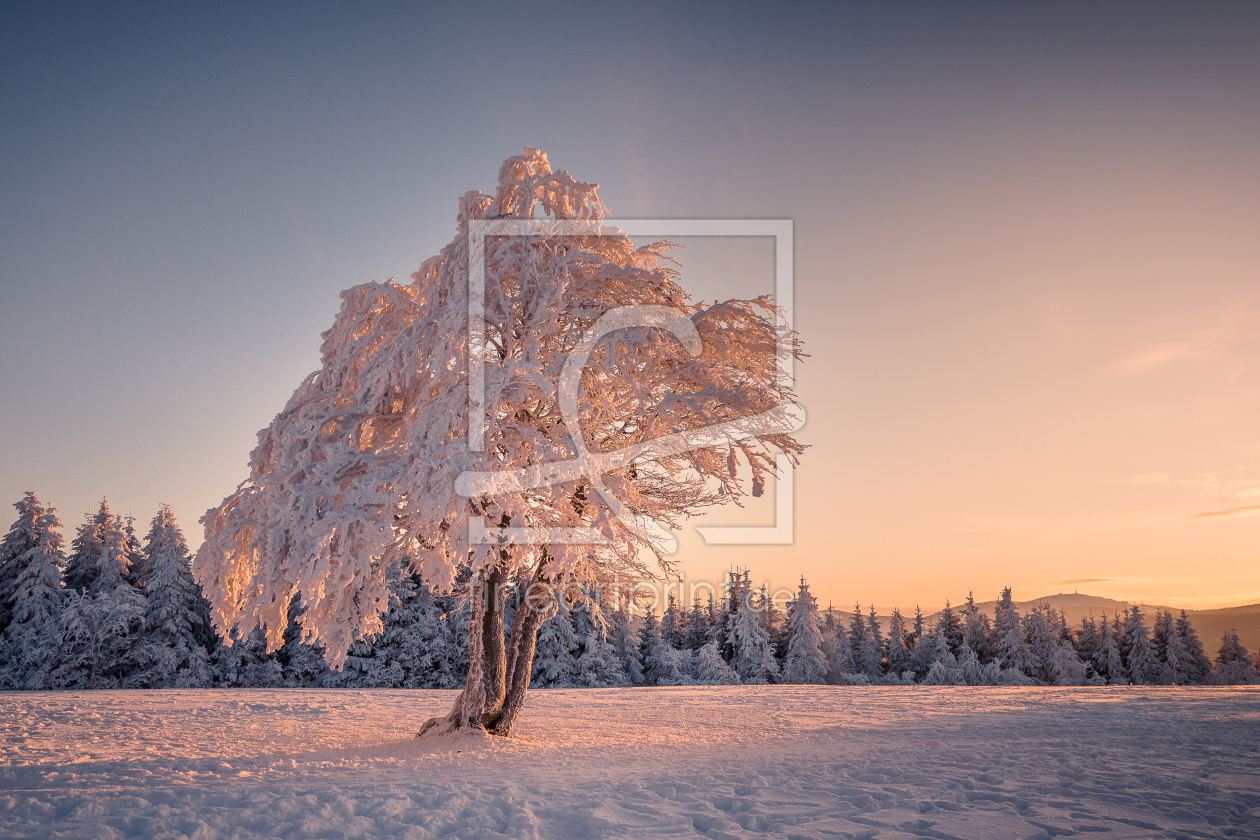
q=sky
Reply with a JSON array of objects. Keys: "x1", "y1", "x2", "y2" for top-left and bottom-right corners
[{"x1": 2, "y1": 2, "x2": 1259, "y2": 610}]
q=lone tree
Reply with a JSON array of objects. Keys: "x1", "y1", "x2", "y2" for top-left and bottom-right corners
[{"x1": 194, "y1": 149, "x2": 803, "y2": 736}]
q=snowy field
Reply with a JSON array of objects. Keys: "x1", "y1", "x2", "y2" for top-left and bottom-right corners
[{"x1": 2, "y1": 687, "x2": 1258, "y2": 840}]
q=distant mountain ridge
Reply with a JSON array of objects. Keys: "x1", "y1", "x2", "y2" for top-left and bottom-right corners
[{"x1": 820, "y1": 593, "x2": 1260, "y2": 654}]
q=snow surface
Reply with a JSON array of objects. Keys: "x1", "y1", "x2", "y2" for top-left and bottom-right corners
[{"x1": 2, "y1": 686, "x2": 1258, "y2": 839}]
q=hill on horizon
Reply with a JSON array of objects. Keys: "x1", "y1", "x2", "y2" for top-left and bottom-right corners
[{"x1": 820, "y1": 592, "x2": 1260, "y2": 655}]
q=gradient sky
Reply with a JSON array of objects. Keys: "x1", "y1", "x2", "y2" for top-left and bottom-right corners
[{"x1": 3, "y1": 2, "x2": 1259, "y2": 610}]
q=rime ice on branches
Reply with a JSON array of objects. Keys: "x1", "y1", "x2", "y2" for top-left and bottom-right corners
[{"x1": 194, "y1": 148, "x2": 804, "y2": 736}]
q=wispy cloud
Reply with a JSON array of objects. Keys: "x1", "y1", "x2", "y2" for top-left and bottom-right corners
[
  {"x1": 1192, "y1": 505, "x2": 1260, "y2": 520},
  {"x1": 1103, "y1": 303, "x2": 1256, "y2": 377},
  {"x1": 1134, "y1": 471, "x2": 1260, "y2": 497},
  {"x1": 1134, "y1": 470, "x2": 1260, "y2": 522},
  {"x1": 1055, "y1": 578, "x2": 1113, "y2": 584}
]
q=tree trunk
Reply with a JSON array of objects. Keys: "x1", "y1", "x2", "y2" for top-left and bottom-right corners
[
  {"x1": 491, "y1": 579, "x2": 557, "y2": 736},
  {"x1": 417, "y1": 563, "x2": 555, "y2": 738}
]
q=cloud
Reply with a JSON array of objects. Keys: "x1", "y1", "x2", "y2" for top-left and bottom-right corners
[
  {"x1": 1104, "y1": 342, "x2": 1202, "y2": 376},
  {"x1": 1102, "y1": 303, "x2": 1255, "y2": 377},
  {"x1": 1192, "y1": 505, "x2": 1260, "y2": 520},
  {"x1": 1055, "y1": 578, "x2": 1113, "y2": 584},
  {"x1": 1136, "y1": 471, "x2": 1260, "y2": 498}
]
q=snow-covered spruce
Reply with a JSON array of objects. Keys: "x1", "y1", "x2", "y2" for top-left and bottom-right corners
[
  {"x1": 782, "y1": 577, "x2": 827, "y2": 684},
  {"x1": 192, "y1": 148, "x2": 804, "y2": 736}
]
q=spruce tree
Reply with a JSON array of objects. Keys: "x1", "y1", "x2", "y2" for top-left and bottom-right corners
[
  {"x1": 661, "y1": 593, "x2": 684, "y2": 649},
  {"x1": 1211, "y1": 628, "x2": 1259, "y2": 685},
  {"x1": 910, "y1": 624, "x2": 939, "y2": 680},
  {"x1": 782, "y1": 577, "x2": 827, "y2": 684},
  {"x1": 822, "y1": 612, "x2": 854, "y2": 683},
  {"x1": 1094, "y1": 612, "x2": 1125, "y2": 684},
  {"x1": 1076, "y1": 614, "x2": 1100, "y2": 672},
  {"x1": 0, "y1": 503, "x2": 66, "y2": 689},
  {"x1": 279, "y1": 595, "x2": 331, "y2": 686},
  {"x1": 847, "y1": 602, "x2": 865, "y2": 655},
  {"x1": 1175, "y1": 610, "x2": 1213, "y2": 685},
  {"x1": 63, "y1": 499, "x2": 112, "y2": 593},
  {"x1": 937, "y1": 599, "x2": 964, "y2": 656},
  {"x1": 1158, "y1": 611, "x2": 1190, "y2": 685},
  {"x1": 608, "y1": 594, "x2": 644, "y2": 684},
  {"x1": 859, "y1": 605, "x2": 885, "y2": 682},
  {"x1": 732, "y1": 595, "x2": 779, "y2": 684},
  {"x1": 993, "y1": 588, "x2": 1033, "y2": 674},
  {"x1": 1022, "y1": 604, "x2": 1057, "y2": 684},
  {"x1": 885, "y1": 607, "x2": 913, "y2": 676},
  {"x1": 575, "y1": 628, "x2": 628, "y2": 687},
  {"x1": 717, "y1": 571, "x2": 747, "y2": 662},
  {"x1": 0, "y1": 490, "x2": 47, "y2": 634},
  {"x1": 692, "y1": 640, "x2": 739, "y2": 684},
  {"x1": 956, "y1": 640, "x2": 982, "y2": 685},
  {"x1": 921, "y1": 628, "x2": 960, "y2": 685},
  {"x1": 763, "y1": 588, "x2": 788, "y2": 660},
  {"x1": 134, "y1": 504, "x2": 211, "y2": 687},
  {"x1": 908, "y1": 605, "x2": 925, "y2": 650},
  {"x1": 123, "y1": 513, "x2": 145, "y2": 591},
  {"x1": 532, "y1": 596, "x2": 579, "y2": 687},
  {"x1": 1123, "y1": 605, "x2": 1162, "y2": 685},
  {"x1": 961, "y1": 592, "x2": 994, "y2": 663}
]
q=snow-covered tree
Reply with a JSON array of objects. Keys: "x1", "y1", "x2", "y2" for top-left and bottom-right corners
[
  {"x1": 54, "y1": 588, "x2": 145, "y2": 688},
  {"x1": 1123, "y1": 605, "x2": 1161, "y2": 685},
  {"x1": 682, "y1": 594, "x2": 712, "y2": 651},
  {"x1": 1093, "y1": 612, "x2": 1125, "y2": 684},
  {"x1": 910, "y1": 624, "x2": 938, "y2": 680},
  {"x1": 821, "y1": 611, "x2": 854, "y2": 683},
  {"x1": 1175, "y1": 611, "x2": 1212, "y2": 685},
  {"x1": 54, "y1": 509, "x2": 146, "y2": 687},
  {"x1": 961, "y1": 592, "x2": 994, "y2": 663},
  {"x1": 337, "y1": 572, "x2": 467, "y2": 688},
  {"x1": 123, "y1": 513, "x2": 145, "y2": 591},
  {"x1": 993, "y1": 588, "x2": 1033, "y2": 674},
  {"x1": 212, "y1": 626, "x2": 283, "y2": 687},
  {"x1": 907, "y1": 605, "x2": 925, "y2": 650},
  {"x1": 1152, "y1": 610, "x2": 1187, "y2": 685},
  {"x1": 936, "y1": 599, "x2": 964, "y2": 657},
  {"x1": 732, "y1": 594, "x2": 779, "y2": 684},
  {"x1": 575, "y1": 628, "x2": 628, "y2": 687},
  {"x1": 0, "y1": 503, "x2": 66, "y2": 689},
  {"x1": 692, "y1": 639, "x2": 739, "y2": 684},
  {"x1": 132, "y1": 505, "x2": 211, "y2": 687},
  {"x1": 921, "y1": 629, "x2": 962, "y2": 685},
  {"x1": 646, "y1": 641, "x2": 694, "y2": 686},
  {"x1": 782, "y1": 577, "x2": 827, "y2": 684},
  {"x1": 717, "y1": 571, "x2": 751, "y2": 662},
  {"x1": 1211, "y1": 628, "x2": 1259, "y2": 685},
  {"x1": 0, "y1": 491, "x2": 48, "y2": 634},
  {"x1": 956, "y1": 640, "x2": 983, "y2": 685},
  {"x1": 661, "y1": 594, "x2": 684, "y2": 649},
  {"x1": 885, "y1": 607, "x2": 913, "y2": 676},
  {"x1": 1037, "y1": 617, "x2": 1085, "y2": 686},
  {"x1": 194, "y1": 149, "x2": 803, "y2": 736},
  {"x1": 1075, "y1": 614, "x2": 1100, "y2": 672},
  {"x1": 859, "y1": 605, "x2": 885, "y2": 682},
  {"x1": 63, "y1": 499, "x2": 112, "y2": 593},
  {"x1": 607, "y1": 593, "x2": 643, "y2": 685},
  {"x1": 532, "y1": 595, "x2": 579, "y2": 688},
  {"x1": 278, "y1": 596, "x2": 332, "y2": 686},
  {"x1": 847, "y1": 602, "x2": 865, "y2": 656}
]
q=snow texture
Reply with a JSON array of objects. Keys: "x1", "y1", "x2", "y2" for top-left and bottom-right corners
[{"x1": 2, "y1": 686, "x2": 1257, "y2": 839}]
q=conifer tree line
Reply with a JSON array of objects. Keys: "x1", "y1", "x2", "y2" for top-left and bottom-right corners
[{"x1": 2, "y1": 490, "x2": 1257, "y2": 689}]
